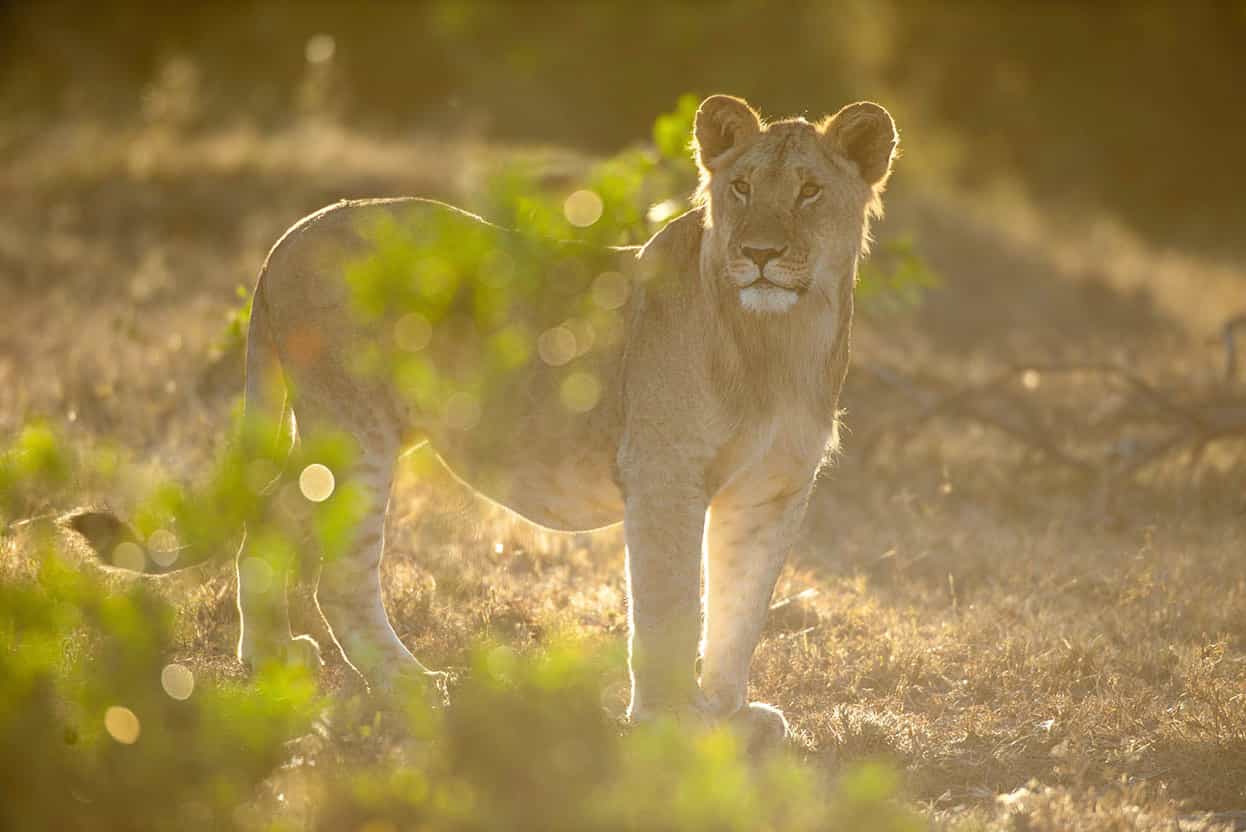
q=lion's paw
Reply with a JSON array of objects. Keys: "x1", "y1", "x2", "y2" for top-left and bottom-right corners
[
  {"x1": 630, "y1": 699, "x2": 789, "y2": 754},
  {"x1": 366, "y1": 665, "x2": 452, "y2": 707},
  {"x1": 627, "y1": 696, "x2": 716, "y2": 731},
  {"x1": 730, "y1": 701, "x2": 790, "y2": 755}
]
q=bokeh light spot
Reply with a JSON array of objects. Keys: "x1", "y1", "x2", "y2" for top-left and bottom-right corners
[
  {"x1": 563, "y1": 190, "x2": 603, "y2": 228},
  {"x1": 1022, "y1": 369, "x2": 1041, "y2": 390},
  {"x1": 490, "y1": 325, "x2": 532, "y2": 369},
  {"x1": 646, "y1": 198, "x2": 682, "y2": 224},
  {"x1": 594, "y1": 310, "x2": 626, "y2": 348},
  {"x1": 394, "y1": 312, "x2": 432, "y2": 352},
  {"x1": 104, "y1": 706, "x2": 141, "y2": 744},
  {"x1": 538, "y1": 326, "x2": 577, "y2": 367},
  {"x1": 299, "y1": 463, "x2": 335, "y2": 502},
  {"x1": 591, "y1": 271, "x2": 630, "y2": 310},
  {"x1": 560, "y1": 371, "x2": 602, "y2": 413},
  {"x1": 566, "y1": 318, "x2": 596, "y2": 356},
  {"x1": 239, "y1": 557, "x2": 274, "y2": 595},
  {"x1": 160, "y1": 663, "x2": 195, "y2": 700},
  {"x1": 112, "y1": 541, "x2": 145, "y2": 572},
  {"x1": 305, "y1": 34, "x2": 336, "y2": 64},
  {"x1": 444, "y1": 392, "x2": 481, "y2": 431},
  {"x1": 147, "y1": 529, "x2": 180, "y2": 568}
]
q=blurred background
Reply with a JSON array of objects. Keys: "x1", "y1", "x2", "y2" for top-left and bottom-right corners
[{"x1": 3, "y1": 1, "x2": 1245, "y2": 255}]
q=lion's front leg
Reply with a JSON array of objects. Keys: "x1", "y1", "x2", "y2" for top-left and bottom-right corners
[
  {"x1": 700, "y1": 481, "x2": 812, "y2": 742},
  {"x1": 622, "y1": 478, "x2": 709, "y2": 722}
]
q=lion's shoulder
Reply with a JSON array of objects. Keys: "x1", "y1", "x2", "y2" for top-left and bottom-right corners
[
  {"x1": 630, "y1": 208, "x2": 706, "y2": 309},
  {"x1": 637, "y1": 207, "x2": 704, "y2": 272}
]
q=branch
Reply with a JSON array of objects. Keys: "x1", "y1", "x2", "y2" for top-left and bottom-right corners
[
  {"x1": 854, "y1": 360, "x2": 1246, "y2": 480},
  {"x1": 1222, "y1": 313, "x2": 1246, "y2": 384}
]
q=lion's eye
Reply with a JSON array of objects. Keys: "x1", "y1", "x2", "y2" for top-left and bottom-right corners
[
  {"x1": 731, "y1": 180, "x2": 751, "y2": 198},
  {"x1": 799, "y1": 182, "x2": 822, "y2": 201}
]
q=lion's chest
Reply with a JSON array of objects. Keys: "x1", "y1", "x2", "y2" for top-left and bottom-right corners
[{"x1": 707, "y1": 404, "x2": 830, "y2": 502}]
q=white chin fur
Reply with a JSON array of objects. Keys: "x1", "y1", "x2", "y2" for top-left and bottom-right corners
[{"x1": 739, "y1": 285, "x2": 799, "y2": 314}]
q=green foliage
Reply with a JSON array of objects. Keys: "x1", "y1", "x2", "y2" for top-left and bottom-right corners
[
  {"x1": 652, "y1": 93, "x2": 701, "y2": 164},
  {"x1": 0, "y1": 422, "x2": 70, "y2": 525},
  {"x1": 0, "y1": 538, "x2": 318, "y2": 832},
  {"x1": 216, "y1": 283, "x2": 254, "y2": 358},
  {"x1": 334, "y1": 98, "x2": 695, "y2": 428},
  {"x1": 341, "y1": 198, "x2": 620, "y2": 433},
  {"x1": 857, "y1": 237, "x2": 940, "y2": 314},
  {"x1": 1, "y1": 465, "x2": 923, "y2": 828},
  {"x1": 470, "y1": 94, "x2": 698, "y2": 249},
  {"x1": 2, "y1": 418, "x2": 930, "y2": 830},
  {"x1": 315, "y1": 641, "x2": 924, "y2": 832}
]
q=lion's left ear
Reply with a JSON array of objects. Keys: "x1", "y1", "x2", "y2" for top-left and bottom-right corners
[{"x1": 820, "y1": 102, "x2": 898, "y2": 187}]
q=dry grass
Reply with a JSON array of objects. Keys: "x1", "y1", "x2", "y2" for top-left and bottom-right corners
[{"x1": 4, "y1": 118, "x2": 1245, "y2": 829}]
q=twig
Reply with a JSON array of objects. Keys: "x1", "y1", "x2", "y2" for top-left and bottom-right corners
[
  {"x1": 854, "y1": 360, "x2": 1246, "y2": 481},
  {"x1": 1223, "y1": 314, "x2": 1246, "y2": 384}
]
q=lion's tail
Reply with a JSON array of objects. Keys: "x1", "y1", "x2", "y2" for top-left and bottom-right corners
[
  {"x1": 69, "y1": 272, "x2": 292, "y2": 575},
  {"x1": 66, "y1": 509, "x2": 216, "y2": 574}
]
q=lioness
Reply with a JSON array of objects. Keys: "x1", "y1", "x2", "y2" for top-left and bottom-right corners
[{"x1": 73, "y1": 95, "x2": 897, "y2": 740}]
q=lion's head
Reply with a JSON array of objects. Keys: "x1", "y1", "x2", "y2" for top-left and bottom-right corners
[{"x1": 692, "y1": 95, "x2": 897, "y2": 315}]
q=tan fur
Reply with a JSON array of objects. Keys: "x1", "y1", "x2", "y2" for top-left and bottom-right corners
[{"x1": 142, "y1": 96, "x2": 899, "y2": 735}]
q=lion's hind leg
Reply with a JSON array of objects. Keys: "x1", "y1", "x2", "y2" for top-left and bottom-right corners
[
  {"x1": 235, "y1": 400, "x2": 325, "y2": 674},
  {"x1": 235, "y1": 528, "x2": 324, "y2": 673},
  {"x1": 305, "y1": 421, "x2": 443, "y2": 695}
]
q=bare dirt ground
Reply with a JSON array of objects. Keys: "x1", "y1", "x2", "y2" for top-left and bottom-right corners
[{"x1": 3, "y1": 120, "x2": 1245, "y2": 829}]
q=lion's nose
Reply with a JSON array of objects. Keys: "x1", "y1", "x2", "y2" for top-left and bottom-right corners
[{"x1": 742, "y1": 245, "x2": 787, "y2": 269}]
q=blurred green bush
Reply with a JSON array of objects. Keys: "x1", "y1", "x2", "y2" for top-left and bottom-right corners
[
  {"x1": 0, "y1": 531, "x2": 319, "y2": 831},
  {"x1": 1, "y1": 424, "x2": 924, "y2": 831}
]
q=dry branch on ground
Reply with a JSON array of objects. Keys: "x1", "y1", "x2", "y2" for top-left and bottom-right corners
[{"x1": 856, "y1": 326, "x2": 1246, "y2": 485}]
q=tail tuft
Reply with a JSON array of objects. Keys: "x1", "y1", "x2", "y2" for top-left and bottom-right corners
[
  {"x1": 66, "y1": 509, "x2": 214, "y2": 574},
  {"x1": 66, "y1": 509, "x2": 141, "y2": 560}
]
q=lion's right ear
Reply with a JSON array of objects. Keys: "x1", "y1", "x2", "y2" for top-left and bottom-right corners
[{"x1": 694, "y1": 95, "x2": 762, "y2": 172}]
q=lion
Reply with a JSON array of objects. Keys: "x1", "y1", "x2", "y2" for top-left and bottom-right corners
[{"x1": 70, "y1": 95, "x2": 897, "y2": 743}]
